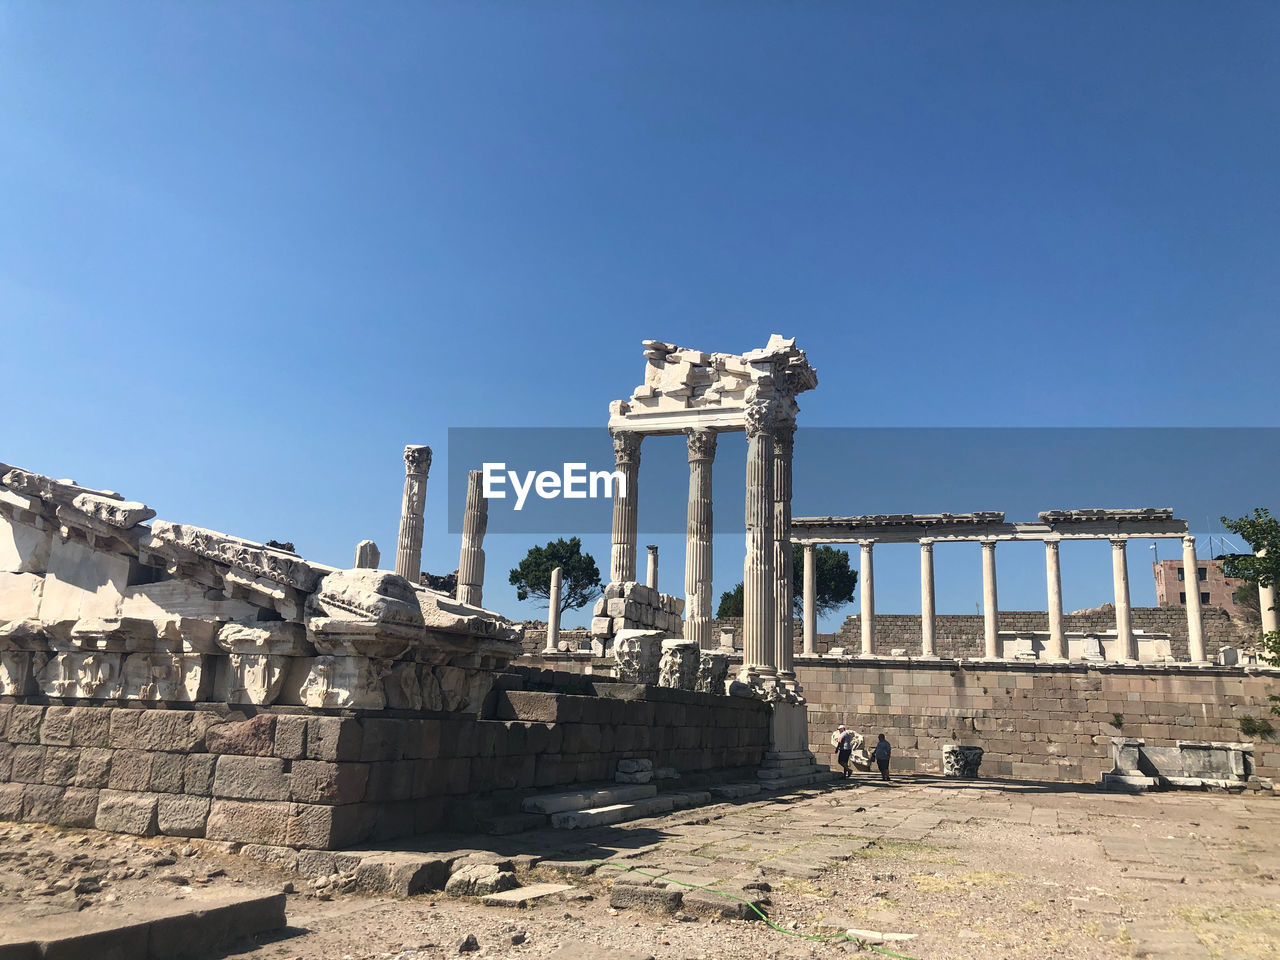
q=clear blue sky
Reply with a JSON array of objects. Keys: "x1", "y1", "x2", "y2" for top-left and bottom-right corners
[{"x1": 3, "y1": 3, "x2": 1277, "y2": 628}]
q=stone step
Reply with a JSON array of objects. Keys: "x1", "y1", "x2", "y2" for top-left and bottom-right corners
[
  {"x1": 523, "y1": 783, "x2": 658, "y2": 816},
  {"x1": 758, "y1": 769, "x2": 838, "y2": 791},
  {"x1": 481, "y1": 882, "x2": 577, "y2": 907},
  {"x1": 1101, "y1": 773, "x2": 1158, "y2": 793},
  {"x1": 757, "y1": 762, "x2": 824, "y2": 780},
  {"x1": 668, "y1": 791, "x2": 712, "y2": 809},
  {"x1": 709, "y1": 782, "x2": 762, "y2": 800},
  {"x1": 550, "y1": 795, "x2": 677, "y2": 829},
  {"x1": 486, "y1": 812, "x2": 548, "y2": 835}
]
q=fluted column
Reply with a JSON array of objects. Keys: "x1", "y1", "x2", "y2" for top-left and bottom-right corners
[
  {"x1": 1045, "y1": 538, "x2": 1066, "y2": 660},
  {"x1": 394, "y1": 445, "x2": 432, "y2": 582},
  {"x1": 919, "y1": 539, "x2": 936, "y2": 657},
  {"x1": 773, "y1": 422, "x2": 797, "y2": 683},
  {"x1": 1182, "y1": 536, "x2": 1206, "y2": 662},
  {"x1": 981, "y1": 539, "x2": 999, "y2": 658},
  {"x1": 609, "y1": 431, "x2": 642, "y2": 583},
  {"x1": 802, "y1": 543, "x2": 817, "y2": 656},
  {"x1": 1260, "y1": 547, "x2": 1279, "y2": 637},
  {"x1": 1112, "y1": 539, "x2": 1135, "y2": 660},
  {"x1": 544, "y1": 566, "x2": 563, "y2": 654},
  {"x1": 455, "y1": 469, "x2": 487, "y2": 607},
  {"x1": 860, "y1": 540, "x2": 875, "y2": 656},
  {"x1": 645, "y1": 545, "x2": 659, "y2": 589},
  {"x1": 683, "y1": 430, "x2": 717, "y2": 649},
  {"x1": 741, "y1": 402, "x2": 776, "y2": 682}
]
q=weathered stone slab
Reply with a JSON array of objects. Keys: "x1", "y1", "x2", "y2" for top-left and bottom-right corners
[{"x1": 481, "y1": 882, "x2": 576, "y2": 907}]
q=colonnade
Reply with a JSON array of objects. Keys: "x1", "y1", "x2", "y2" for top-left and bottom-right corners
[{"x1": 798, "y1": 533, "x2": 1210, "y2": 663}]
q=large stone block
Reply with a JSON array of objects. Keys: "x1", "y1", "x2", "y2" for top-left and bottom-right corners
[
  {"x1": 135, "y1": 710, "x2": 201, "y2": 753},
  {"x1": 11, "y1": 745, "x2": 45, "y2": 783},
  {"x1": 365, "y1": 761, "x2": 414, "y2": 802},
  {"x1": 107, "y1": 750, "x2": 154, "y2": 792},
  {"x1": 21, "y1": 783, "x2": 66, "y2": 823},
  {"x1": 157, "y1": 794, "x2": 211, "y2": 837},
  {"x1": 206, "y1": 714, "x2": 276, "y2": 756},
  {"x1": 274, "y1": 715, "x2": 308, "y2": 760},
  {"x1": 287, "y1": 801, "x2": 376, "y2": 850},
  {"x1": 359, "y1": 718, "x2": 408, "y2": 762},
  {"x1": 69, "y1": 706, "x2": 111, "y2": 747},
  {"x1": 306, "y1": 716, "x2": 363, "y2": 762},
  {"x1": 0, "y1": 782, "x2": 23, "y2": 820},
  {"x1": 75, "y1": 748, "x2": 113, "y2": 789},
  {"x1": 95, "y1": 789, "x2": 158, "y2": 835},
  {"x1": 149, "y1": 752, "x2": 187, "y2": 793},
  {"x1": 206, "y1": 799, "x2": 292, "y2": 845},
  {"x1": 41, "y1": 747, "x2": 80, "y2": 786},
  {"x1": 290, "y1": 760, "x2": 369, "y2": 805},
  {"x1": 51, "y1": 786, "x2": 99, "y2": 828},
  {"x1": 38, "y1": 706, "x2": 74, "y2": 746},
  {"x1": 183, "y1": 753, "x2": 218, "y2": 795},
  {"x1": 213, "y1": 755, "x2": 289, "y2": 801},
  {"x1": 108, "y1": 708, "x2": 144, "y2": 748},
  {"x1": 8, "y1": 704, "x2": 43, "y2": 744}
]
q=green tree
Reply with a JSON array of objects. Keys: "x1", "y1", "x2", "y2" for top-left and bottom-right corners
[
  {"x1": 714, "y1": 546, "x2": 858, "y2": 619},
  {"x1": 1220, "y1": 508, "x2": 1280, "y2": 662},
  {"x1": 716, "y1": 583, "x2": 744, "y2": 619},
  {"x1": 508, "y1": 537, "x2": 601, "y2": 615}
]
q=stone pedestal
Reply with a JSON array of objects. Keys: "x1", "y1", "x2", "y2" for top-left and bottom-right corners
[
  {"x1": 943, "y1": 744, "x2": 984, "y2": 778},
  {"x1": 757, "y1": 701, "x2": 834, "y2": 789}
]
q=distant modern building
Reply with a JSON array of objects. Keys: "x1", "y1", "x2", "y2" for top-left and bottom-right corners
[{"x1": 1153, "y1": 557, "x2": 1249, "y2": 618}]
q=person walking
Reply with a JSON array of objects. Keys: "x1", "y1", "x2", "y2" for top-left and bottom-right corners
[
  {"x1": 873, "y1": 733, "x2": 892, "y2": 782},
  {"x1": 832, "y1": 724, "x2": 854, "y2": 778}
]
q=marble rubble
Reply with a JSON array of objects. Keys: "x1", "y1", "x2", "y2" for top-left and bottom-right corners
[{"x1": 0, "y1": 457, "x2": 523, "y2": 714}]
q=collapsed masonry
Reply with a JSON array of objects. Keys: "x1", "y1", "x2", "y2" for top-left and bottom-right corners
[{"x1": 0, "y1": 454, "x2": 780, "y2": 849}]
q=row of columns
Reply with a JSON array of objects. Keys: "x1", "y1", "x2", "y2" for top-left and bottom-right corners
[
  {"x1": 801, "y1": 534, "x2": 1211, "y2": 663},
  {"x1": 608, "y1": 409, "x2": 798, "y2": 691}
]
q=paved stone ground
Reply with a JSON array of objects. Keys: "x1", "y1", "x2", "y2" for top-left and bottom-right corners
[
  {"x1": 6, "y1": 776, "x2": 1278, "y2": 959},
  {"x1": 221, "y1": 776, "x2": 1280, "y2": 960}
]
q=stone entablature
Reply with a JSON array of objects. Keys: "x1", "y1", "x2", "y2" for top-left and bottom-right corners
[{"x1": 0, "y1": 464, "x2": 522, "y2": 714}]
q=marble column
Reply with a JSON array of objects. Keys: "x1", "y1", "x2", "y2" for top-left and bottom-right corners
[
  {"x1": 1045, "y1": 539, "x2": 1066, "y2": 660},
  {"x1": 645, "y1": 545, "x2": 659, "y2": 590},
  {"x1": 773, "y1": 422, "x2": 797, "y2": 685},
  {"x1": 741, "y1": 402, "x2": 777, "y2": 683},
  {"x1": 919, "y1": 539, "x2": 936, "y2": 657},
  {"x1": 1260, "y1": 547, "x2": 1279, "y2": 637},
  {"x1": 1112, "y1": 539, "x2": 1135, "y2": 660},
  {"x1": 394, "y1": 445, "x2": 432, "y2": 582},
  {"x1": 859, "y1": 540, "x2": 875, "y2": 657},
  {"x1": 1182, "y1": 536, "x2": 1206, "y2": 662},
  {"x1": 683, "y1": 430, "x2": 717, "y2": 649},
  {"x1": 981, "y1": 539, "x2": 999, "y2": 658},
  {"x1": 455, "y1": 469, "x2": 487, "y2": 607},
  {"x1": 802, "y1": 543, "x2": 817, "y2": 656},
  {"x1": 609, "y1": 431, "x2": 642, "y2": 584},
  {"x1": 544, "y1": 566, "x2": 563, "y2": 655}
]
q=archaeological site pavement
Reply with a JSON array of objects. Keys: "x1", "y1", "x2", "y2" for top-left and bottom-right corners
[{"x1": 3, "y1": 775, "x2": 1278, "y2": 960}]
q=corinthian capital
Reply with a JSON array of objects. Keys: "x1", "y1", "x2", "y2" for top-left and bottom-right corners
[
  {"x1": 611, "y1": 430, "x2": 642, "y2": 466},
  {"x1": 403, "y1": 445, "x2": 433, "y2": 476},
  {"x1": 686, "y1": 429, "x2": 718, "y2": 462},
  {"x1": 745, "y1": 399, "x2": 778, "y2": 439}
]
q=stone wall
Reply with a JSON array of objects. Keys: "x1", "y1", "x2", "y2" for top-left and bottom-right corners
[
  {"x1": 0, "y1": 672, "x2": 772, "y2": 849},
  {"x1": 798, "y1": 660, "x2": 1280, "y2": 784},
  {"x1": 813, "y1": 607, "x2": 1256, "y2": 660}
]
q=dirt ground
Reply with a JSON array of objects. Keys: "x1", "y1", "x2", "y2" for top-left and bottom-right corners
[{"x1": 5, "y1": 777, "x2": 1280, "y2": 960}]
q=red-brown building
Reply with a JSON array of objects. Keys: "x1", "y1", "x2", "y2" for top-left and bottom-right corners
[{"x1": 1153, "y1": 557, "x2": 1249, "y2": 618}]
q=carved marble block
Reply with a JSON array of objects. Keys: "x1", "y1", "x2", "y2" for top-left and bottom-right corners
[{"x1": 943, "y1": 744, "x2": 984, "y2": 779}]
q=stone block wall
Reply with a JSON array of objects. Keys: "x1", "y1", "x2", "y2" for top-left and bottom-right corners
[
  {"x1": 799, "y1": 661, "x2": 1280, "y2": 784},
  {"x1": 0, "y1": 677, "x2": 772, "y2": 849},
  {"x1": 813, "y1": 608, "x2": 1256, "y2": 660}
]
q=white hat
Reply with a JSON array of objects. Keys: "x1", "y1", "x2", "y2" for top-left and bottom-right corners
[{"x1": 837, "y1": 724, "x2": 846, "y2": 730}]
